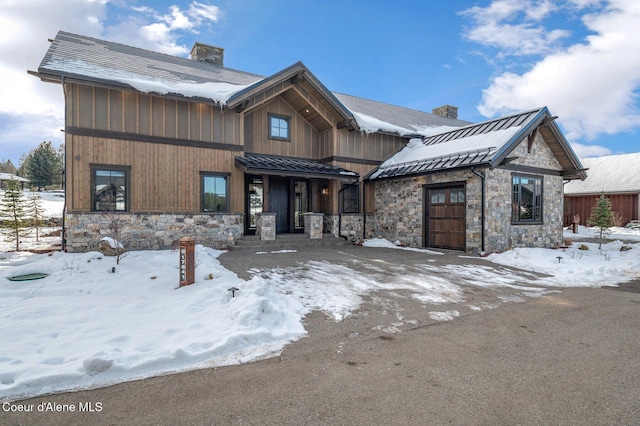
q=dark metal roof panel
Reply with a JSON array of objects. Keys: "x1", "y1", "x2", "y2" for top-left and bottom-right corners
[{"x1": 236, "y1": 154, "x2": 359, "y2": 179}]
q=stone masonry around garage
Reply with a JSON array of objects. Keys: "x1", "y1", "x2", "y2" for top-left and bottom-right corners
[
  {"x1": 369, "y1": 133, "x2": 566, "y2": 253},
  {"x1": 64, "y1": 212, "x2": 244, "y2": 253}
]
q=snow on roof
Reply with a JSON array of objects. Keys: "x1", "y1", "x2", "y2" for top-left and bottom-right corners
[
  {"x1": 0, "y1": 173, "x2": 29, "y2": 182},
  {"x1": 380, "y1": 126, "x2": 522, "y2": 168},
  {"x1": 46, "y1": 57, "x2": 251, "y2": 105},
  {"x1": 565, "y1": 152, "x2": 640, "y2": 194}
]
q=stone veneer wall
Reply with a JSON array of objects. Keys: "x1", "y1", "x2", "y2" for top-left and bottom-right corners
[
  {"x1": 484, "y1": 132, "x2": 564, "y2": 251},
  {"x1": 369, "y1": 133, "x2": 565, "y2": 253},
  {"x1": 371, "y1": 170, "x2": 481, "y2": 250},
  {"x1": 323, "y1": 214, "x2": 365, "y2": 242},
  {"x1": 64, "y1": 212, "x2": 244, "y2": 253}
]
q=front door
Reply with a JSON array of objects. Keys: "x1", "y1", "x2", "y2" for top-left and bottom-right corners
[
  {"x1": 269, "y1": 177, "x2": 290, "y2": 233},
  {"x1": 425, "y1": 185, "x2": 466, "y2": 250}
]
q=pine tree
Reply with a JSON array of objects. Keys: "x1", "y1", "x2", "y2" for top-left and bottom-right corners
[
  {"x1": 588, "y1": 194, "x2": 615, "y2": 249},
  {"x1": 27, "y1": 190, "x2": 45, "y2": 242},
  {"x1": 0, "y1": 179, "x2": 30, "y2": 251}
]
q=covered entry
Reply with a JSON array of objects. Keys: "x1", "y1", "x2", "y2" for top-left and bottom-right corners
[
  {"x1": 424, "y1": 183, "x2": 466, "y2": 250},
  {"x1": 236, "y1": 153, "x2": 359, "y2": 234}
]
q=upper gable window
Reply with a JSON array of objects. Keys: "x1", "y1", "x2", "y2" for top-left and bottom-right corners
[{"x1": 269, "y1": 114, "x2": 290, "y2": 141}]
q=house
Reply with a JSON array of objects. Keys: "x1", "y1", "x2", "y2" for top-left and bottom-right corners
[
  {"x1": 31, "y1": 31, "x2": 584, "y2": 253},
  {"x1": 564, "y1": 152, "x2": 640, "y2": 226},
  {"x1": 31, "y1": 31, "x2": 471, "y2": 252},
  {"x1": 365, "y1": 108, "x2": 586, "y2": 253},
  {"x1": 0, "y1": 173, "x2": 29, "y2": 190}
]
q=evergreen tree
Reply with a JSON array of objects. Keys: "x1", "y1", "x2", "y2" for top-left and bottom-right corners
[
  {"x1": 588, "y1": 194, "x2": 615, "y2": 249},
  {"x1": 19, "y1": 141, "x2": 64, "y2": 189},
  {"x1": 27, "y1": 190, "x2": 45, "y2": 242},
  {"x1": 0, "y1": 159, "x2": 17, "y2": 174},
  {"x1": 0, "y1": 179, "x2": 30, "y2": 251}
]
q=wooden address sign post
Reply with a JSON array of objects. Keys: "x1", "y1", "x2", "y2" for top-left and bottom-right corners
[{"x1": 179, "y1": 237, "x2": 195, "y2": 287}]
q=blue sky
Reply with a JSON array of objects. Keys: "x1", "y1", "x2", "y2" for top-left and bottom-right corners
[{"x1": 1, "y1": 0, "x2": 638, "y2": 166}]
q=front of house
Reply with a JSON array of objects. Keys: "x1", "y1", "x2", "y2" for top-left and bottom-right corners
[{"x1": 32, "y1": 32, "x2": 585, "y2": 254}]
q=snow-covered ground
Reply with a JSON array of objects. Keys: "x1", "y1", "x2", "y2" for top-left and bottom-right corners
[{"x1": 1, "y1": 218, "x2": 638, "y2": 402}]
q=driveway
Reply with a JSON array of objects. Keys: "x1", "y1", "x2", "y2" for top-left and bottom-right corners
[{"x1": 3, "y1": 245, "x2": 639, "y2": 425}]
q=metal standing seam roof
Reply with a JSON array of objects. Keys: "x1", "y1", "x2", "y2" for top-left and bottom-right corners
[
  {"x1": 368, "y1": 109, "x2": 545, "y2": 180},
  {"x1": 564, "y1": 152, "x2": 640, "y2": 194},
  {"x1": 235, "y1": 154, "x2": 359, "y2": 180}
]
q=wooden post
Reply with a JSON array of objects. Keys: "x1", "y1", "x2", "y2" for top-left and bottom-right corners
[{"x1": 179, "y1": 237, "x2": 195, "y2": 287}]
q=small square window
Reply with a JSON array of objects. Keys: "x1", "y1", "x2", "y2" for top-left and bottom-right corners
[
  {"x1": 269, "y1": 114, "x2": 290, "y2": 141},
  {"x1": 202, "y1": 174, "x2": 228, "y2": 212}
]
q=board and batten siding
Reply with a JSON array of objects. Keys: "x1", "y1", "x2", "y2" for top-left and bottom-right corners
[
  {"x1": 66, "y1": 135, "x2": 244, "y2": 213},
  {"x1": 68, "y1": 84, "x2": 242, "y2": 146},
  {"x1": 65, "y1": 83, "x2": 244, "y2": 214},
  {"x1": 335, "y1": 131, "x2": 406, "y2": 163},
  {"x1": 244, "y1": 97, "x2": 321, "y2": 158}
]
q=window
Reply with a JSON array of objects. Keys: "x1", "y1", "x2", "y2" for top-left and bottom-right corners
[
  {"x1": 201, "y1": 174, "x2": 228, "y2": 212},
  {"x1": 341, "y1": 183, "x2": 359, "y2": 213},
  {"x1": 92, "y1": 167, "x2": 128, "y2": 212},
  {"x1": 269, "y1": 114, "x2": 290, "y2": 141},
  {"x1": 512, "y1": 175, "x2": 543, "y2": 223}
]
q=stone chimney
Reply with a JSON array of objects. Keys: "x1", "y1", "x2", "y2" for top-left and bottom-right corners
[
  {"x1": 190, "y1": 42, "x2": 224, "y2": 67},
  {"x1": 432, "y1": 105, "x2": 458, "y2": 120}
]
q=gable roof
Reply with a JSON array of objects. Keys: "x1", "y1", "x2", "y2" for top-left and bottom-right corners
[
  {"x1": 368, "y1": 107, "x2": 586, "y2": 181},
  {"x1": 33, "y1": 31, "x2": 467, "y2": 137},
  {"x1": 565, "y1": 152, "x2": 640, "y2": 195},
  {"x1": 0, "y1": 173, "x2": 29, "y2": 183}
]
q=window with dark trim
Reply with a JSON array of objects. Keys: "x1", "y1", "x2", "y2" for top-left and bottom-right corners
[
  {"x1": 512, "y1": 174, "x2": 543, "y2": 223},
  {"x1": 341, "y1": 183, "x2": 360, "y2": 213},
  {"x1": 92, "y1": 166, "x2": 129, "y2": 212},
  {"x1": 201, "y1": 173, "x2": 229, "y2": 212},
  {"x1": 268, "y1": 114, "x2": 290, "y2": 141}
]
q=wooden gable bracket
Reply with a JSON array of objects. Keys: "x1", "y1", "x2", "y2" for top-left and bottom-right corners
[
  {"x1": 527, "y1": 128, "x2": 539, "y2": 153},
  {"x1": 527, "y1": 115, "x2": 558, "y2": 153},
  {"x1": 290, "y1": 71, "x2": 304, "y2": 85},
  {"x1": 235, "y1": 99, "x2": 250, "y2": 113}
]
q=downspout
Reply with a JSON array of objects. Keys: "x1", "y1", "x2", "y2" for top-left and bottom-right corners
[
  {"x1": 337, "y1": 180, "x2": 360, "y2": 241},
  {"x1": 362, "y1": 180, "x2": 366, "y2": 242},
  {"x1": 470, "y1": 167, "x2": 485, "y2": 255},
  {"x1": 61, "y1": 76, "x2": 67, "y2": 252}
]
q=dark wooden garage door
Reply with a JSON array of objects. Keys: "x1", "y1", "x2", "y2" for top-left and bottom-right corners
[{"x1": 425, "y1": 185, "x2": 466, "y2": 250}]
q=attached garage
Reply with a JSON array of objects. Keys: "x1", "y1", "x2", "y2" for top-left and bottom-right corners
[{"x1": 424, "y1": 184, "x2": 466, "y2": 250}]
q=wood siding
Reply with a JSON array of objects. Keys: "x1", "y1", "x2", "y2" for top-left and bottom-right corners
[
  {"x1": 335, "y1": 131, "x2": 406, "y2": 162},
  {"x1": 66, "y1": 135, "x2": 244, "y2": 213},
  {"x1": 68, "y1": 84, "x2": 241, "y2": 146},
  {"x1": 564, "y1": 193, "x2": 639, "y2": 226},
  {"x1": 244, "y1": 97, "x2": 321, "y2": 158}
]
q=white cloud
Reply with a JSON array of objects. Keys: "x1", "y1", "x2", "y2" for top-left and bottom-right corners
[
  {"x1": 461, "y1": 0, "x2": 569, "y2": 55},
  {"x1": 0, "y1": 0, "x2": 222, "y2": 164},
  {"x1": 467, "y1": 0, "x2": 640, "y2": 146},
  {"x1": 571, "y1": 142, "x2": 613, "y2": 158}
]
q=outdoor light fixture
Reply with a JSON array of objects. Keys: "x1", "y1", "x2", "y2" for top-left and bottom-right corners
[{"x1": 321, "y1": 186, "x2": 329, "y2": 195}]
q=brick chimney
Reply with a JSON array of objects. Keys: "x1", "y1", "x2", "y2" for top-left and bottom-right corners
[
  {"x1": 432, "y1": 105, "x2": 458, "y2": 120},
  {"x1": 190, "y1": 42, "x2": 224, "y2": 67}
]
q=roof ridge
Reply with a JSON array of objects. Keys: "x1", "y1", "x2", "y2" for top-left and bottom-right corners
[
  {"x1": 332, "y1": 91, "x2": 463, "y2": 119},
  {"x1": 55, "y1": 30, "x2": 265, "y2": 80}
]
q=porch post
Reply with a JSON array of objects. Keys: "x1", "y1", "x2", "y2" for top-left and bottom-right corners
[
  {"x1": 256, "y1": 212, "x2": 276, "y2": 241},
  {"x1": 304, "y1": 213, "x2": 324, "y2": 239}
]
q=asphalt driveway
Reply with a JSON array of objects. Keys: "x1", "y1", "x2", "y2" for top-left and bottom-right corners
[{"x1": 3, "y1": 245, "x2": 639, "y2": 425}]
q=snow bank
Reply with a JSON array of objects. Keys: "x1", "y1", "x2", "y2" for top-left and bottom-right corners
[
  {"x1": 0, "y1": 246, "x2": 305, "y2": 401},
  {"x1": 487, "y1": 240, "x2": 640, "y2": 287}
]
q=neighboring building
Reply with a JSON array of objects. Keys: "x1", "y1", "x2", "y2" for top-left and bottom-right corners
[
  {"x1": 564, "y1": 152, "x2": 640, "y2": 226},
  {"x1": 32, "y1": 31, "x2": 584, "y2": 253},
  {"x1": 366, "y1": 108, "x2": 586, "y2": 253},
  {"x1": 0, "y1": 173, "x2": 29, "y2": 190}
]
